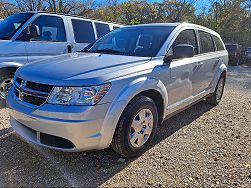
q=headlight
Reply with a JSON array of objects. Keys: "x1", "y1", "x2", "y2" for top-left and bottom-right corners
[{"x1": 48, "y1": 83, "x2": 111, "y2": 105}]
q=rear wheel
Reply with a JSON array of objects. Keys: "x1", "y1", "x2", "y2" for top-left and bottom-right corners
[
  {"x1": 111, "y1": 96, "x2": 158, "y2": 158},
  {"x1": 206, "y1": 74, "x2": 225, "y2": 105}
]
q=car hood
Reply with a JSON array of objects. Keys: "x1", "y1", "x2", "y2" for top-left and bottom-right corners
[{"x1": 16, "y1": 52, "x2": 152, "y2": 86}]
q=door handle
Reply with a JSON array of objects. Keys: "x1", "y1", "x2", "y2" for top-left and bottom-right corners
[
  {"x1": 67, "y1": 45, "x2": 74, "y2": 53},
  {"x1": 215, "y1": 58, "x2": 221, "y2": 63},
  {"x1": 196, "y1": 62, "x2": 204, "y2": 68},
  {"x1": 193, "y1": 62, "x2": 203, "y2": 72},
  {"x1": 197, "y1": 62, "x2": 204, "y2": 66}
]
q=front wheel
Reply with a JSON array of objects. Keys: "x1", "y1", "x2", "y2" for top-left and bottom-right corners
[
  {"x1": 206, "y1": 74, "x2": 226, "y2": 105},
  {"x1": 0, "y1": 75, "x2": 14, "y2": 100},
  {"x1": 111, "y1": 96, "x2": 158, "y2": 158}
]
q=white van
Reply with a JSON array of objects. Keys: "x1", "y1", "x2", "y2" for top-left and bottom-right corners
[{"x1": 0, "y1": 12, "x2": 122, "y2": 105}]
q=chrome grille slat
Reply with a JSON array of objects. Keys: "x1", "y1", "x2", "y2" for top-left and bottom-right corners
[
  {"x1": 15, "y1": 88, "x2": 48, "y2": 99},
  {"x1": 14, "y1": 83, "x2": 50, "y2": 97}
]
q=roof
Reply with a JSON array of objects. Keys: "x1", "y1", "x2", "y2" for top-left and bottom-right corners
[
  {"x1": 19, "y1": 11, "x2": 124, "y2": 25},
  {"x1": 122, "y1": 22, "x2": 220, "y2": 36}
]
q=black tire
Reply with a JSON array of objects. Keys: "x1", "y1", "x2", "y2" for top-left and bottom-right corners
[
  {"x1": 0, "y1": 69, "x2": 15, "y2": 100},
  {"x1": 206, "y1": 74, "x2": 226, "y2": 105},
  {"x1": 111, "y1": 95, "x2": 158, "y2": 158}
]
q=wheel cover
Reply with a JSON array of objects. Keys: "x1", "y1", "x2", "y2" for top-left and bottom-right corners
[
  {"x1": 0, "y1": 78, "x2": 13, "y2": 99},
  {"x1": 216, "y1": 77, "x2": 224, "y2": 100},
  {"x1": 129, "y1": 108, "x2": 154, "y2": 148}
]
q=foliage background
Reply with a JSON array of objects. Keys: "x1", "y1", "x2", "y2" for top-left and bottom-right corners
[{"x1": 0, "y1": 0, "x2": 250, "y2": 47}]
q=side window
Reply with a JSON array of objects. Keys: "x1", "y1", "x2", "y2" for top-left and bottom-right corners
[
  {"x1": 172, "y1": 29, "x2": 198, "y2": 55},
  {"x1": 212, "y1": 35, "x2": 225, "y2": 51},
  {"x1": 31, "y1": 15, "x2": 66, "y2": 42},
  {"x1": 72, "y1": 19, "x2": 95, "y2": 43},
  {"x1": 198, "y1": 31, "x2": 215, "y2": 53},
  {"x1": 95, "y1": 22, "x2": 110, "y2": 38}
]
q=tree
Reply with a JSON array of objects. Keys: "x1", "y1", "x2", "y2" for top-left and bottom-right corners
[{"x1": 155, "y1": 0, "x2": 197, "y2": 22}]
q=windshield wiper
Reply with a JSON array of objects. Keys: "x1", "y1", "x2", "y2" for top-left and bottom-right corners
[
  {"x1": 93, "y1": 49, "x2": 125, "y2": 54},
  {"x1": 91, "y1": 49, "x2": 134, "y2": 56}
]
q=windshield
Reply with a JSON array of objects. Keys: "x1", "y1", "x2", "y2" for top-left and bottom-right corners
[
  {"x1": 0, "y1": 13, "x2": 34, "y2": 40},
  {"x1": 86, "y1": 26, "x2": 175, "y2": 57}
]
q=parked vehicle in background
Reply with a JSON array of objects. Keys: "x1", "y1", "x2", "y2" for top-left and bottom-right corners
[
  {"x1": 225, "y1": 43, "x2": 242, "y2": 66},
  {"x1": 7, "y1": 23, "x2": 228, "y2": 157},
  {"x1": 244, "y1": 47, "x2": 251, "y2": 63},
  {"x1": 0, "y1": 12, "x2": 122, "y2": 107}
]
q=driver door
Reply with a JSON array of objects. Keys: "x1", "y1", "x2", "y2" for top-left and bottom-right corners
[
  {"x1": 167, "y1": 29, "x2": 202, "y2": 108},
  {"x1": 25, "y1": 15, "x2": 70, "y2": 63}
]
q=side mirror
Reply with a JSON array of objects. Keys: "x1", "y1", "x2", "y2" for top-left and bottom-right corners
[
  {"x1": 164, "y1": 44, "x2": 194, "y2": 62},
  {"x1": 23, "y1": 24, "x2": 40, "y2": 39}
]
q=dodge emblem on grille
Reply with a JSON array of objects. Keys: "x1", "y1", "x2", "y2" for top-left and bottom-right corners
[
  {"x1": 19, "y1": 80, "x2": 27, "y2": 101},
  {"x1": 19, "y1": 91, "x2": 24, "y2": 101}
]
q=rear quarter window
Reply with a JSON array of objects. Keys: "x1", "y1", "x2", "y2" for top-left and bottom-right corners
[
  {"x1": 198, "y1": 31, "x2": 215, "y2": 54},
  {"x1": 72, "y1": 19, "x2": 95, "y2": 43},
  {"x1": 212, "y1": 35, "x2": 225, "y2": 51},
  {"x1": 95, "y1": 22, "x2": 110, "y2": 38}
]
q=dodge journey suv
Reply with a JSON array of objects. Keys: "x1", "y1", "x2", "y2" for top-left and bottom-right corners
[{"x1": 7, "y1": 23, "x2": 228, "y2": 157}]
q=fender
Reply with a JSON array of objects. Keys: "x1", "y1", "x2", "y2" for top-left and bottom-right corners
[
  {"x1": 0, "y1": 61, "x2": 23, "y2": 69},
  {"x1": 97, "y1": 76, "x2": 168, "y2": 149},
  {"x1": 210, "y1": 63, "x2": 227, "y2": 93}
]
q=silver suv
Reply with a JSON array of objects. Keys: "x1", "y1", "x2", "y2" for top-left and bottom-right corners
[{"x1": 7, "y1": 23, "x2": 228, "y2": 157}]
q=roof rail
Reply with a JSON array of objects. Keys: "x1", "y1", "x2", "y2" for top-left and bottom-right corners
[{"x1": 22, "y1": 11, "x2": 124, "y2": 25}]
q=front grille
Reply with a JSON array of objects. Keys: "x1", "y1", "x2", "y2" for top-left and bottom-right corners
[
  {"x1": 26, "y1": 81, "x2": 53, "y2": 93},
  {"x1": 14, "y1": 88, "x2": 19, "y2": 97},
  {"x1": 23, "y1": 94, "x2": 47, "y2": 106},
  {"x1": 14, "y1": 77, "x2": 53, "y2": 107},
  {"x1": 16, "y1": 77, "x2": 22, "y2": 85}
]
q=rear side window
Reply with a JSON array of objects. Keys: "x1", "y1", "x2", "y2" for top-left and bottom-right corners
[
  {"x1": 172, "y1": 29, "x2": 198, "y2": 55},
  {"x1": 31, "y1": 15, "x2": 66, "y2": 42},
  {"x1": 95, "y1": 22, "x2": 110, "y2": 38},
  {"x1": 72, "y1": 19, "x2": 95, "y2": 43},
  {"x1": 198, "y1": 31, "x2": 215, "y2": 53},
  {"x1": 212, "y1": 35, "x2": 225, "y2": 51}
]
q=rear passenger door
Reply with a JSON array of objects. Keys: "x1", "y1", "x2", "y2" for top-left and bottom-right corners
[
  {"x1": 197, "y1": 30, "x2": 221, "y2": 91},
  {"x1": 70, "y1": 19, "x2": 96, "y2": 52},
  {"x1": 25, "y1": 15, "x2": 70, "y2": 63}
]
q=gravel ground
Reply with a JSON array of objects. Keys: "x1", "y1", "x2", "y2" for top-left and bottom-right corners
[{"x1": 0, "y1": 65, "x2": 250, "y2": 187}]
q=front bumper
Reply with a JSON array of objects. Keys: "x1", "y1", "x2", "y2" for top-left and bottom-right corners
[{"x1": 7, "y1": 92, "x2": 123, "y2": 152}]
